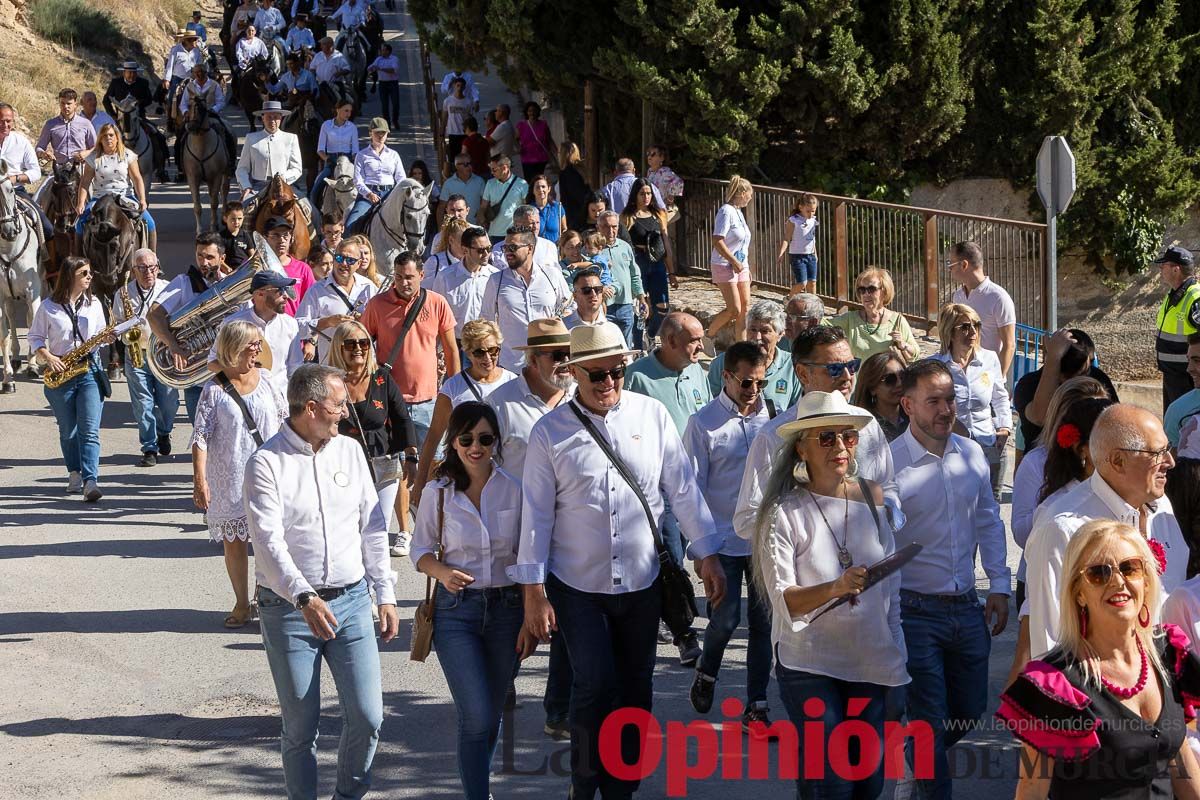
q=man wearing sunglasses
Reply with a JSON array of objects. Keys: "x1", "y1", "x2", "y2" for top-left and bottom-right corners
[
  {"x1": 207, "y1": 270, "x2": 304, "y2": 397},
  {"x1": 262, "y1": 216, "x2": 316, "y2": 317},
  {"x1": 890, "y1": 359, "x2": 1010, "y2": 799},
  {"x1": 488, "y1": 205, "x2": 560, "y2": 273},
  {"x1": 430, "y1": 226, "x2": 498, "y2": 345},
  {"x1": 512, "y1": 321, "x2": 726, "y2": 799},
  {"x1": 780, "y1": 291, "x2": 826, "y2": 351},
  {"x1": 563, "y1": 267, "x2": 608, "y2": 329},
  {"x1": 295, "y1": 240, "x2": 378, "y2": 363},
  {"x1": 1027, "y1": 403, "x2": 1187, "y2": 659}
]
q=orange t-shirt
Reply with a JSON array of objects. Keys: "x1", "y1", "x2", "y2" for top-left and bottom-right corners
[{"x1": 362, "y1": 288, "x2": 456, "y2": 403}]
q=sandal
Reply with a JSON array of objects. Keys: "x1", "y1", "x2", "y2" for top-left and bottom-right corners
[{"x1": 224, "y1": 607, "x2": 253, "y2": 628}]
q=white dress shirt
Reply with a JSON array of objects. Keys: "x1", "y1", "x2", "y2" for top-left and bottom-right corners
[
  {"x1": 285, "y1": 26, "x2": 316, "y2": 54},
  {"x1": 245, "y1": 423, "x2": 396, "y2": 605},
  {"x1": 764, "y1": 487, "x2": 909, "y2": 685},
  {"x1": 165, "y1": 44, "x2": 204, "y2": 80},
  {"x1": 207, "y1": 306, "x2": 302, "y2": 396},
  {"x1": 1010, "y1": 444, "x2": 1048, "y2": 586},
  {"x1": 931, "y1": 349, "x2": 1011, "y2": 445},
  {"x1": 1026, "y1": 470, "x2": 1188, "y2": 658},
  {"x1": 429, "y1": 262, "x2": 498, "y2": 339},
  {"x1": 155, "y1": 270, "x2": 246, "y2": 317},
  {"x1": 490, "y1": 236, "x2": 559, "y2": 275},
  {"x1": 111, "y1": 277, "x2": 169, "y2": 347},
  {"x1": 486, "y1": 373, "x2": 573, "y2": 478},
  {"x1": 310, "y1": 50, "x2": 351, "y2": 84},
  {"x1": 422, "y1": 251, "x2": 458, "y2": 288},
  {"x1": 411, "y1": 470, "x2": 523, "y2": 589},
  {"x1": 481, "y1": 264, "x2": 573, "y2": 370},
  {"x1": 253, "y1": 6, "x2": 285, "y2": 35},
  {"x1": 330, "y1": 0, "x2": 368, "y2": 28},
  {"x1": 509, "y1": 393, "x2": 722, "y2": 593},
  {"x1": 890, "y1": 429, "x2": 1011, "y2": 596},
  {"x1": 733, "y1": 400, "x2": 899, "y2": 541},
  {"x1": 0, "y1": 132, "x2": 41, "y2": 184},
  {"x1": 683, "y1": 391, "x2": 770, "y2": 557},
  {"x1": 236, "y1": 129, "x2": 303, "y2": 190},
  {"x1": 353, "y1": 145, "x2": 405, "y2": 198},
  {"x1": 235, "y1": 36, "x2": 270, "y2": 70},
  {"x1": 179, "y1": 78, "x2": 226, "y2": 114},
  {"x1": 317, "y1": 118, "x2": 359, "y2": 155},
  {"x1": 294, "y1": 274, "x2": 376, "y2": 362},
  {"x1": 28, "y1": 295, "x2": 107, "y2": 356},
  {"x1": 83, "y1": 111, "x2": 117, "y2": 137}
]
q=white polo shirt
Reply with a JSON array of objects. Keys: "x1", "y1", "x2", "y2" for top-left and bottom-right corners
[{"x1": 952, "y1": 278, "x2": 1016, "y2": 357}]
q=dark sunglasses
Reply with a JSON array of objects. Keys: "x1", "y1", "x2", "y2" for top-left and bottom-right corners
[
  {"x1": 803, "y1": 429, "x2": 860, "y2": 448},
  {"x1": 800, "y1": 359, "x2": 860, "y2": 379},
  {"x1": 1081, "y1": 558, "x2": 1145, "y2": 587},
  {"x1": 334, "y1": 254, "x2": 360, "y2": 266},
  {"x1": 856, "y1": 285, "x2": 881, "y2": 295},
  {"x1": 879, "y1": 373, "x2": 901, "y2": 386},
  {"x1": 540, "y1": 349, "x2": 571, "y2": 363},
  {"x1": 502, "y1": 243, "x2": 529, "y2": 253},
  {"x1": 954, "y1": 321, "x2": 982, "y2": 334},
  {"x1": 577, "y1": 285, "x2": 605, "y2": 296},
  {"x1": 341, "y1": 338, "x2": 371, "y2": 350},
  {"x1": 468, "y1": 246, "x2": 492, "y2": 255},
  {"x1": 471, "y1": 346, "x2": 501, "y2": 359},
  {"x1": 456, "y1": 433, "x2": 497, "y2": 447},
  {"x1": 584, "y1": 365, "x2": 626, "y2": 384},
  {"x1": 726, "y1": 373, "x2": 768, "y2": 390}
]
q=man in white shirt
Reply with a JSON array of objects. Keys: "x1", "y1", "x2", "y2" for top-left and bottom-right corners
[
  {"x1": 948, "y1": 240, "x2": 1016, "y2": 376},
  {"x1": 310, "y1": 37, "x2": 352, "y2": 104},
  {"x1": 330, "y1": 0, "x2": 369, "y2": 29},
  {"x1": 430, "y1": 225, "x2": 497, "y2": 341},
  {"x1": 163, "y1": 29, "x2": 204, "y2": 115},
  {"x1": 489, "y1": 205, "x2": 557, "y2": 273},
  {"x1": 481, "y1": 224, "x2": 573, "y2": 370},
  {"x1": 439, "y1": 69, "x2": 479, "y2": 106},
  {"x1": 439, "y1": 158, "x2": 485, "y2": 225},
  {"x1": 79, "y1": 92, "x2": 116, "y2": 137},
  {"x1": 235, "y1": 25, "x2": 270, "y2": 71},
  {"x1": 511, "y1": 322, "x2": 726, "y2": 799},
  {"x1": 345, "y1": 117, "x2": 405, "y2": 229},
  {"x1": 295, "y1": 239, "x2": 377, "y2": 363},
  {"x1": 236, "y1": 100, "x2": 303, "y2": 196},
  {"x1": 890, "y1": 358, "x2": 1010, "y2": 800},
  {"x1": 1026, "y1": 403, "x2": 1186, "y2": 659},
  {"x1": 0, "y1": 103, "x2": 50, "y2": 243},
  {"x1": 208, "y1": 271, "x2": 303, "y2": 396},
  {"x1": 176, "y1": 63, "x2": 236, "y2": 184},
  {"x1": 487, "y1": 104, "x2": 519, "y2": 175},
  {"x1": 253, "y1": 0, "x2": 285, "y2": 39},
  {"x1": 563, "y1": 268, "x2": 607, "y2": 329},
  {"x1": 112, "y1": 248, "x2": 178, "y2": 466},
  {"x1": 244, "y1": 363, "x2": 398, "y2": 800}
]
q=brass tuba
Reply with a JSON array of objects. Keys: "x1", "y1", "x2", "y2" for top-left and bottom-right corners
[{"x1": 147, "y1": 233, "x2": 284, "y2": 389}]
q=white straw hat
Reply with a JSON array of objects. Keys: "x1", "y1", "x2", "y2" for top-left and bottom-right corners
[
  {"x1": 561, "y1": 321, "x2": 639, "y2": 367},
  {"x1": 776, "y1": 391, "x2": 875, "y2": 439}
]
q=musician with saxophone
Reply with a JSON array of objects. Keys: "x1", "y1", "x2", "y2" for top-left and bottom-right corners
[
  {"x1": 113, "y1": 248, "x2": 178, "y2": 467},
  {"x1": 295, "y1": 240, "x2": 378, "y2": 364},
  {"x1": 28, "y1": 256, "x2": 117, "y2": 502}
]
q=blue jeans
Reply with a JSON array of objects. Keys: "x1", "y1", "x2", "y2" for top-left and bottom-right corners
[
  {"x1": 547, "y1": 573, "x2": 661, "y2": 799},
  {"x1": 44, "y1": 365, "x2": 104, "y2": 482},
  {"x1": 634, "y1": 254, "x2": 669, "y2": 350},
  {"x1": 605, "y1": 303, "x2": 634, "y2": 348},
  {"x1": 257, "y1": 579, "x2": 384, "y2": 800},
  {"x1": 166, "y1": 75, "x2": 185, "y2": 111},
  {"x1": 75, "y1": 197, "x2": 156, "y2": 235},
  {"x1": 125, "y1": 358, "x2": 179, "y2": 453},
  {"x1": 407, "y1": 399, "x2": 435, "y2": 449},
  {"x1": 790, "y1": 253, "x2": 818, "y2": 284},
  {"x1": 900, "y1": 589, "x2": 991, "y2": 800},
  {"x1": 543, "y1": 632, "x2": 572, "y2": 725},
  {"x1": 775, "y1": 663, "x2": 889, "y2": 800},
  {"x1": 660, "y1": 502, "x2": 684, "y2": 567},
  {"x1": 698, "y1": 554, "x2": 772, "y2": 705},
  {"x1": 433, "y1": 585, "x2": 525, "y2": 800},
  {"x1": 184, "y1": 384, "x2": 204, "y2": 424},
  {"x1": 345, "y1": 187, "x2": 393, "y2": 230}
]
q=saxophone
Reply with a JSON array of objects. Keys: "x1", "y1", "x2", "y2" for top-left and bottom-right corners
[
  {"x1": 43, "y1": 323, "x2": 119, "y2": 389},
  {"x1": 121, "y1": 286, "x2": 145, "y2": 369}
]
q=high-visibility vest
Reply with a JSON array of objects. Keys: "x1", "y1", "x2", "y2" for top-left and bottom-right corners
[{"x1": 1155, "y1": 281, "x2": 1200, "y2": 365}]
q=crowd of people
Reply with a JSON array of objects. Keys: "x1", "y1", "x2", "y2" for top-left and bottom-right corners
[{"x1": 12, "y1": 4, "x2": 1200, "y2": 799}]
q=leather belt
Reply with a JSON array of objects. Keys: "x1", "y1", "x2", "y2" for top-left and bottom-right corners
[{"x1": 315, "y1": 580, "x2": 360, "y2": 601}]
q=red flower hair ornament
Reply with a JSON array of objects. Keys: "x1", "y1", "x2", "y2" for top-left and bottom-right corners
[
  {"x1": 1148, "y1": 539, "x2": 1167, "y2": 576},
  {"x1": 1056, "y1": 423, "x2": 1082, "y2": 449}
]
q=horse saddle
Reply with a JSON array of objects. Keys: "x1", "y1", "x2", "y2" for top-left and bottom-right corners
[
  {"x1": 13, "y1": 196, "x2": 44, "y2": 245},
  {"x1": 346, "y1": 197, "x2": 384, "y2": 236}
]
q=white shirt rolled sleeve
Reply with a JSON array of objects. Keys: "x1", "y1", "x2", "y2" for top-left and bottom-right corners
[
  {"x1": 410, "y1": 470, "x2": 522, "y2": 588},
  {"x1": 29, "y1": 297, "x2": 108, "y2": 355},
  {"x1": 0, "y1": 132, "x2": 41, "y2": 183}
]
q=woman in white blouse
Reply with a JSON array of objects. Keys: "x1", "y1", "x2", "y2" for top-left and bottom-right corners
[
  {"x1": 191, "y1": 320, "x2": 287, "y2": 628},
  {"x1": 752, "y1": 391, "x2": 908, "y2": 800},
  {"x1": 413, "y1": 319, "x2": 517, "y2": 501},
  {"x1": 28, "y1": 257, "x2": 116, "y2": 501},
  {"x1": 932, "y1": 302, "x2": 1012, "y2": 499},
  {"x1": 74, "y1": 124, "x2": 155, "y2": 249},
  {"x1": 411, "y1": 401, "x2": 531, "y2": 800},
  {"x1": 310, "y1": 99, "x2": 359, "y2": 214}
]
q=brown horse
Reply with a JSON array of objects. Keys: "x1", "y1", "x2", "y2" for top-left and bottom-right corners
[
  {"x1": 250, "y1": 175, "x2": 313, "y2": 260},
  {"x1": 40, "y1": 160, "x2": 83, "y2": 288}
]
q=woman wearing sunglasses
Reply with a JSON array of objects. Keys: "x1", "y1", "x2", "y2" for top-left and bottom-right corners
[
  {"x1": 851, "y1": 352, "x2": 909, "y2": 442},
  {"x1": 296, "y1": 241, "x2": 378, "y2": 363},
  {"x1": 933, "y1": 302, "x2": 1012, "y2": 499},
  {"x1": 752, "y1": 390, "x2": 908, "y2": 800},
  {"x1": 999, "y1": 518, "x2": 1200, "y2": 798},
  {"x1": 829, "y1": 267, "x2": 920, "y2": 362},
  {"x1": 411, "y1": 401, "x2": 533, "y2": 800},
  {"x1": 328, "y1": 320, "x2": 417, "y2": 550},
  {"x1": 414, "y1": 320, "x2": 517, "y2": 502}
]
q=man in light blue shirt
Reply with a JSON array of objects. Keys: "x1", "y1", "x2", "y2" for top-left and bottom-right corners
[
  {"x1": 186, "y1": 10, "x2": 207, "y2": 42},
  {"x1": 440, "y1": 155, "x2": 485, "y2": 223},
  {"x1": 890, "y1": 358, "x2": 1009, "y2": 800},
  {"x1": 479, "y1": 155, "x2": 527, "y2": 242},
  {"x1": 601, "y1": 157, "x2": 663, "y2": 215},
  {"x1": 707, "y1": 299, "x2": 801, "y2": 416},
  {"x1": 267, "y1": 52, "x2": 318, "y2": 97},
  {"x1": 284, "y1": 13, "x2": 316, "y2": 54}
]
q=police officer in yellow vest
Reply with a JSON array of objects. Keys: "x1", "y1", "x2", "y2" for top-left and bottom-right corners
[{"x1": 1155, "y1": 245, "x2": 1200, "y2": 411}]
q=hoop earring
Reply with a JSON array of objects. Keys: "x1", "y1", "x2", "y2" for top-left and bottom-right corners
[
  {"x1": 1138, "y1": 605, "x2": 1151, "y2": 629},
  {"x1": 792, "y1": 460, "x2": 810, "y2": 485},
  {"x1": 846, "y1": 456, "x2": 859, "y2": 479},
  {"x1": 1078, "y1": 606, "x2": 1088, "y2": 638}
]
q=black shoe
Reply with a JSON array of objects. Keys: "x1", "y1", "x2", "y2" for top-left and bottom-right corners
[
  {"x1": 690, "y1": 671, "x2": 716, "y2": 714},
  {"x1": 504, "y1": 682, "x2": 516, "y2": 711},
  {"x1": 157, "y1": 434, "x2": 172, "y2": 456},
  {"x1": 742, "y1": 703, "x2": 774, "y2": 738},
  {"x1": 675, "y1": 632, "x2": 701, "y2": 667},
  {"x1": 543, "y1": 718, "x2": 570, "y2": 741},
  {"x1": 137, "y1": 452, "x2": 158, "y2": 467}
]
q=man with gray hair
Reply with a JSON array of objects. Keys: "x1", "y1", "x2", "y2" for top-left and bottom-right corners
[
  {"x1": 706, "y1": 299, "x2": 802, "y2": 415},
  {"x1": 245, "y1": 363, "x2": 398, "y2": 800},
  {"x1": 597, "y1": 209, "x2": 647, "y2": 347},
  {"x1": 490, "y1": 203, "x2": 558, "y2": 273},
  {"x1": 601, "y1": 156, "x2": 664, "y2": 214},
  {"x1": 1026, "y1": 403, "x2": 1188, "y2": 657},
  {"x1": 112, "y1": 247, "x2": 177, "y2": 466},
  {"x1": 478, "y1": 154, "x2": 528, "y2": 243},
  {"x1": 782, "y1": 291, "x2": 826, "y2": 348}
]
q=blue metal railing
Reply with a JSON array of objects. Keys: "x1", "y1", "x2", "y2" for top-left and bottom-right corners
[{"x1": 1014, "y1": 323, "x2": 1045, "y2": 385}]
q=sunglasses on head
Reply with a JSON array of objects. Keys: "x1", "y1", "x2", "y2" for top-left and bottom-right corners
[
  {"x1": 803, "y1": 429, "x2": 860, "y2": 448},
  {"x1": 584, "y1": 364, "x2": 626, "y2": 384},
  {"x1": 456, "y1": 432, "x2": 497, "y2": 447},
  {"x1": 800, "y1": 359, "x2": 861, "y2": 379},
  {"x1": 471, "y1": 346, "x2": 500, "y2": 359},
  {"x1": 334, "y1": 253, "x2": 359, "y2": 266},
  {"x1": 577, "y1": 285, "x2": 604, "y2": 296},
  {"x1": 1081, "y1": 558, "x2": 1146, "y2": 586},
  {"x1": 726, "y1": 373, "x2": 768, "y2": 390},
  {"x1": 341, "y1": 338, "x2": 371, "y2": 350}
]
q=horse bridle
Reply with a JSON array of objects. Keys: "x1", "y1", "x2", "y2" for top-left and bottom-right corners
[
  {"x1": 377, "y1": 187, "x2": 429, "y2": 245},
  {"x1": 183, "y1": 102, "x2": 224, "y2": 182},
  {"x1": 0, "y1": 186, "x2": 34, "y2": 298}
]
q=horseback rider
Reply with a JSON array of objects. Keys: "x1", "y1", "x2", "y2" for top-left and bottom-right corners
[
  {"x1": 235, "y1": 100, "x2": 303, "y2": 198},
  {"x1": 186, "y1": 9, "x2": 208, "y2": 43},
  {"x1": 268, "y1": 52, "x2": 318, "y2": 101},
  {"x1": 102, "y1": 63, "x2": 170, "y2": 182},
  {"x1": 74, "y1": 123, "x2": 156, "y2": 251},
  {"x1": 0, "y1": 103, "x2": 52, "y2": 243},
  {"x1": 176, "y1": 64, "x2": 237, "y2": 183},
  {"x1": 35, "y1": 89, "x2": 96, "y2": 207},
  {"x1": 236, "y1": 25, "x2": 271, "y2": 73},
  {"x1": 310, "y1": 37, "x2": 352, "y2": 107},
  {"x1": 309, "y1": 98, "x2": 357, "y2": 212},
  {"x1": 284, "y1": 12, "x2": 316, "y2": 54},
  {"x1": 329, "y1": 0, "x2": 368, "y2": 30},
  {"x1": 253, "y1": 0, "x2": 286, "y2": 41},
  {"x1": 163, "y1": 29, "x2": 205, "y2": 123},
  {"x1": 345, "y1": 117, "x2": 404, "y2": 229},
  {"x1": 79, "y1": 92, "x2": 116, "y2": 137}
]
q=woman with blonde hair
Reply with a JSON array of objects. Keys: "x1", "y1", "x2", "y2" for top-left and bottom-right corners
[
  {"x1": 412, "y1": 319, "x2": 518, "y2": 502},
  {"x1": 829, "y1": 267, "x2": 919, "y2": 361},
  {"x1": 75, "y1": 122, "x2": 155, "y2": 249},
  {"x1": 998, "y1": 518, "x2": 1200, "y2": 797},
  {"x1": 706, "y1": 175, "x2": 754, "y2": 341},
  {"x1": 556, "y1": 141, "x2": 591, "y2": 231},
  {"x1": 424, "y1": 216, "x2": 471, "y2": 285},
  {"x1": 346, "y1": 234, "x2": 380, "y2": 287},
  {"x1": 191, "y1": 320, "x2": 286, "y2": 627}
]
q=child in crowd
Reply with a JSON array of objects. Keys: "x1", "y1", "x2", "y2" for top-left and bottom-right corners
[{"x1": 777, "y1": 193, "x2": 819, "y2": 295}]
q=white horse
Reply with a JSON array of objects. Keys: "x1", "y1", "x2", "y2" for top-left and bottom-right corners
[
  {"x1": 321, "y1": 154, "x2": 355, "y2": 223},
  {"x1": 363, "y1": 178, "x2": 431, "y2": 278},
  {"x1": 0, "y1": 162, "x2": 44, "y2": 392}
]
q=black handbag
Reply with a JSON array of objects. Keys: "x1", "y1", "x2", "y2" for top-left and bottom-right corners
[
  {"x1": 646, "y1": 228, "x2": 667, "y2": 263},
  {"x1": 568, "y1": 402, "x2": 698, "y2": 637}
]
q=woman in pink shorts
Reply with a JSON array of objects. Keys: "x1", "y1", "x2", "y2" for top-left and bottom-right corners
[{"x1": 706, "y1": 175, "x2": 754, "y2": 340}]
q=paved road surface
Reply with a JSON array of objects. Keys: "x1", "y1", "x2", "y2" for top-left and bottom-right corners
[{"x1": 0, "y1": 3, "x2": 1027, "y2": 797}]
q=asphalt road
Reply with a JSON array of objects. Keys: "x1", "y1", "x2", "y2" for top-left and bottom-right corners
[{"x1": 0, "y1": 3, "x2": 1027, "y2": 797}]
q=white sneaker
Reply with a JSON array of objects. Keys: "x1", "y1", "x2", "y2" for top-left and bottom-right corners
[
  {"x1": 83, "y1": 480, "x2": 102, "y2": 502},
  {"x1": 390, "y1": 531, "x2": 411, "y2": 557},
  {"x1": 67, "y1": 471, "x2": 82, "y2": 494}
]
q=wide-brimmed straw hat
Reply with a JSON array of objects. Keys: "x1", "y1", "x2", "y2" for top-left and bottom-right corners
[
  {"x1": 253, "y1": 100, "x2": 291, "y2": 117},
  {"x1": 175, "y1": 27, "x2": 200, "y2": 39},
  {"x1": 561, "y1": 321, "x2": 639, "y2": 367},
  {"x1": 513, "y1": 318, "x2": 570, "y2": 351},
  {"x1": 776, "y1": 391, "x2": 875, "y2": 439}
]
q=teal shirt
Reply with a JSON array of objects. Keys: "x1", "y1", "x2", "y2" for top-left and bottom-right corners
[
  {"x1": 602, "y1": 239, "x2": 643, "y2": 307},
  {"x1": 624, "y1": 351, "x2": 712, "y2": 435},
  {"x1": 1165, "y1": 388, "x2": 1200, "y2": 448},
  {"x1": 706, "y1": 345, "x2": 801, "y2": 415}
]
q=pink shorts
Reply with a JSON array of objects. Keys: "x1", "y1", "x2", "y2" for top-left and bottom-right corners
[{"x1": 710, "y1": 260, "x2": 752, "y2": 284}]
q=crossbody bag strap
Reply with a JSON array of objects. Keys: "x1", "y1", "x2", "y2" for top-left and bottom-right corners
[
  {"x1": 345, "y1": 397, "x2": 378, "y2": 481},
  {"x1": 764, "y1": 398, "x2": 778, "y2": 419},
  {"x1": 216, "y1": 372, "x2": 265, "y2": 446},
  {"x1": 425, "y1": 487, "x2": 445, "y2": 618},
  {"x1": 494, "y1": 175, "x2": 517, "y2": 212},
  {"x1": 460, "y1": 370, "x2": 484, "y2": 402},
  {"x1": 329, "y1": 282, "x2": 357, "y2": 314},
  {"x1": 567, "y1": 401, "x2": 670, "y2": 560},
  {"x1": 380, "y1": 288, "x2": 427, "y2": 372},
  {"x1": 857, "y1": 477, "x2": 885, "y2": 546}
]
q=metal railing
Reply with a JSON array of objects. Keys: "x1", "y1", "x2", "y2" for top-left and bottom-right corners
[
  {"x1": 1014, "y1": 323, "x2": 1046, "y2": 385},
  {"x1": 677, "y1": 178, "x2": 1048, "y2": 329}
]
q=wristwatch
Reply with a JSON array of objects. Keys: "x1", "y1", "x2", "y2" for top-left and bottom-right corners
[{"x1": 295, "y1": 591, "x2": 315, "y2": 610}]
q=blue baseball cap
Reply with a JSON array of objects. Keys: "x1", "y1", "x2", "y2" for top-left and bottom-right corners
[{"x1": 251, "y1": 271, "x2": 298, "y2": 295}]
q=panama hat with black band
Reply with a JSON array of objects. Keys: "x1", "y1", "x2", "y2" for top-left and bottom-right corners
[
  {"x1": 561, "y1": 321, "x2": 640, "y2": 367},
  {"x1": 513, "y1": 318, "x2": 571, "y2": 352}
]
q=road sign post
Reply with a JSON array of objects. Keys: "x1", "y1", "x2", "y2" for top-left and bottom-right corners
[{"x1": 1036, "y1": 136, "x2": 1076, "y2": 331}]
